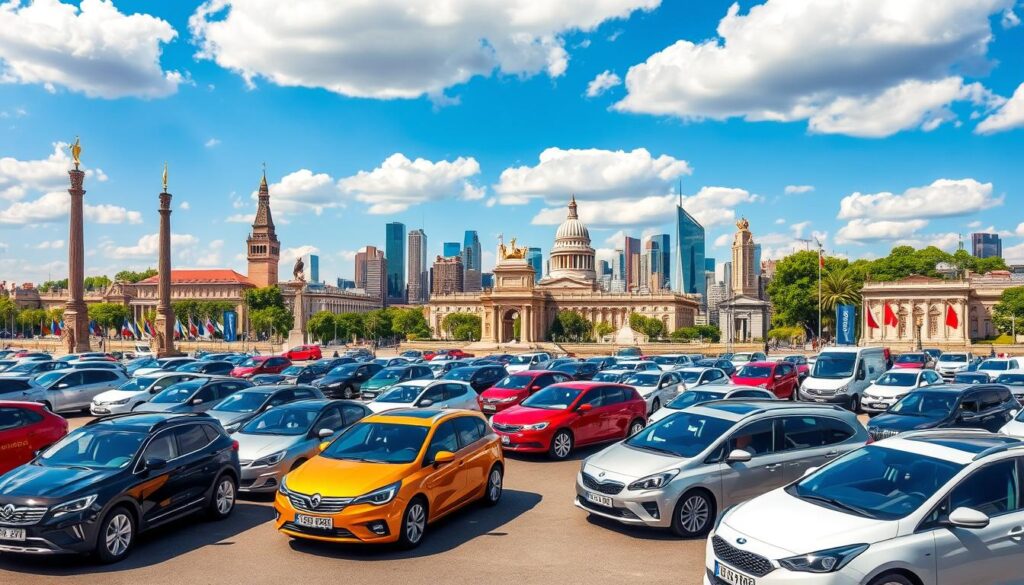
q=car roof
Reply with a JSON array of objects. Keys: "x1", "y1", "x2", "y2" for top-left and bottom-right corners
[{"x1": 879, "y1": 431, "x2": 1024, "y2": 465}]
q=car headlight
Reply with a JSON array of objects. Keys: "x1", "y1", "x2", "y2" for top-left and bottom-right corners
[
  {"x1": 51, "y1": 494, "x2": 97, "y2": 517},
  {"x1": 779, "y1": 544, "x2": 869, "y2": 573},
  {"x1": 627, "y1": 469, "x2": 679, "y2": 491},
  {"x1": 251, "y1": 451, "x2": 286, "y2": 467},
  {"x1": 351, "y1": 481, "x2": 401, "y2": 506},
  {"x1": 521, "y1": 422, "x2": 549, "y2": 431}
]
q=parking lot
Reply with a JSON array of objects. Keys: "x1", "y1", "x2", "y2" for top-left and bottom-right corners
[{"x1": 0, "y1": 413, "x2": 708, "y2": 585}]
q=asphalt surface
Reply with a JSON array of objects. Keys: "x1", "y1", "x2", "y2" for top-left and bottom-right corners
[{"x1": 0, "y1": 412, "x2": 708, "y2": 585}]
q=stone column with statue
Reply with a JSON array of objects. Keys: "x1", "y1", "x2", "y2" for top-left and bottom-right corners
[
  {"x1": 63, "y1": 137, "x2": 91, "y2": 354},
  {"x1": 153, "y1": 163, "x2": 181, "y2": 357}
]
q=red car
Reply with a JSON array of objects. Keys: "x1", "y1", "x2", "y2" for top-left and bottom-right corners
[
  {"x1": 0, "y1": 401, "x2": 68, "y2": 474},
  {"x1": 281, "y1": 344, "x2": 322, "y2": 361},
  {"x1": 731, "y1": 360, "x2": 799, "y2": 399},
  {"x1": 230, "y1": 355, "x2": 292, "y2": 378},
  {"x1": 892, "y1": 352, "x2": 935, "y2": 369},
  {"x1": 490, "y1": 382, "x2": 647, "y2": 460},
  {"x1": 478, "y1": 370, "x2": 573, "y2": 415}
]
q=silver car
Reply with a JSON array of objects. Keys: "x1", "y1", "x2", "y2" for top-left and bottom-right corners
[
  {"x1": 366, "y1": 379, "x2": 480, "y2": 414},
  {"x1": 33, "y1": 368, "x2": 129, "y2": 413},
  {"x1": 575, "y1": 400, "x2": 867, "y2": 537},
  {"x1": 235, "y1": 399, "x2": 371, "y2": 492}
]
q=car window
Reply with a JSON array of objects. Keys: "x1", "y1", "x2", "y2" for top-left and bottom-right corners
[
  {"x1": 425, "y1": 421, "x2": 459, "y2": 462},
  {"x1": 453, "y1": 416, "x2": 484, "y2": 448},
  {"x1": 728, "y1": 418, "x2": 775, "y2": 456},
  {"x1": 341, "y1": 404, "x2": 368, "y2": 426},
  {"x1": 175, "y1": 424, "x2": 212, "y2": 454},
  {"x1": 142, "y1": 432, "x2": 178, "y2": 461}
]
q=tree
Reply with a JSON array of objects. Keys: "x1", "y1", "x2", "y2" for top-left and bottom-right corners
[
  {"x1": 306, "y1": 311, "x2": 336, "y2": 343},
  {"x1": 244, "y1": 286, "x2": 286, "y2": 311},
  {"x1": 993, "y1": 286, "x2": 1024, "y2": 335},
  {"x1": 441, "y1": 313, "x2": 481, "y2": 341},
  {"x1": 87, "y1": 303, "x2": 129, "y2": 335},
  {"x1": 551, "y1": 311, "x2": 591, "y2": 342},
  {"x1": 593, "y1": 321, "x2": 615, "y2": 341},
  {"x1": 114, "y1": 268, "x2": 157, "y2": 283}
]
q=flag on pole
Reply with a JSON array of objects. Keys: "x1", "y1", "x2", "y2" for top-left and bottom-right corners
[
  {"x1": 883, "y1": 303, "x2": 899, "y2": 327},
  {"x1": 945, "y1": 304, "x2": 959, "y2": 328},
  {"x1": 866, "y1": 306, "x2": 879, "y2": 329}
]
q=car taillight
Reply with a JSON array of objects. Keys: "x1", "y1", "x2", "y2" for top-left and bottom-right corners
[{"x1": 231, "y1": 440, "x2": 239, "y2": 451}]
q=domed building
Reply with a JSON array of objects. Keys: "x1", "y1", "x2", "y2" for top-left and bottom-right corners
[{"x1": 427, "y1": 197, "x2": 700, "y2": 345}]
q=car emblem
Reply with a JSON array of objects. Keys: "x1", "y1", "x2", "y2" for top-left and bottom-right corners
[
  {"x1": 0, "y1": 504, "x2": 13, "y2": 520},
  {"x1": 309, "y1": 494, "x2": 321, "y2": 509},
  {"x1": 736, "y1": 537, "x2": 747, "y2": 545}
]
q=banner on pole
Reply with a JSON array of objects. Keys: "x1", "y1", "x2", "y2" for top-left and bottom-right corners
[
  {"x1": 223, "y1": 310, "x2": 237, "y2": 342},
  {"x1": 836, "y1": 304, "x2": 856, "y2": 345}
]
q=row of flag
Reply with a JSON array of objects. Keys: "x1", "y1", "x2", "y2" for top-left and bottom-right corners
[{"x1": 865, "y1": 303, "x2": 960, "y2": 329}]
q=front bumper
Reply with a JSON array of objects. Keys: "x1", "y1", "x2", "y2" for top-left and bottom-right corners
[
  {"x1": 572, "y1": 472, "x2": 674, "y2": 528},
  {"x1": 274, "y1": 491, "x2": 404, "y2": 544}
]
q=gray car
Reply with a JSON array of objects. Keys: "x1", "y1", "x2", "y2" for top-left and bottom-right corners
[
  {"x1": 206, "y1": 385, "x2": 324, "y2": 432},
  {"x1": 235, "y1": 399, "x2": 371, "y2": 492},
  {"x1": 575, "y1": 400, "x2": 867, "y2": 537}
]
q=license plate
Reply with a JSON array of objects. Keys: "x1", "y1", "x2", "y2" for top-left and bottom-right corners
[
  {"x1": 715, "y1": 561, "x2": 755, "y2": 585},
  {"x1": 586, "y1": 491, "x2": 613, "y2": 507},
  {"x1": 482, "y1": 404, "x2": 496, "y2": 412},
  {"x1": 0, "y1": 527, "x2": 26, "y2": 541},
  {"x1": 500, "y1": 434, "x2": 510, "y2": 445},
  {"x1": 294, "y1": 514, "x2": 332, "y2": 530}
]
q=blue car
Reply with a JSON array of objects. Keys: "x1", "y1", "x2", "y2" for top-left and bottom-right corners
[{"x1": 867, "y1": 383, "x2": 1018, "y2": 441}]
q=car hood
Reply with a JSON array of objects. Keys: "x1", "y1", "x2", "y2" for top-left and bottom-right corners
[
  {"x1": 584, "y1": 443, "x2": 680, "y2": 480},
  {"x1": 237, "y1": 433, "x2": 302, "y2": 460},
  {"x1": 93, "y1": 389, "x2": 146, "y2": 402},
  {"x1": 868, "y1": 412, "x2": 943, "y2": 432},
  {"x1": 493, "y1": 405, "x2": 565, "y2": 425},
  {"x1": 722, "y1": 489, "x2": 897, "y2": 556},
  {"x1": 284, "y1": 456, "x2": 411, "y2": 497},
  {"x1": 0, "y1": 464, "x2": 121, "y2": 499}
]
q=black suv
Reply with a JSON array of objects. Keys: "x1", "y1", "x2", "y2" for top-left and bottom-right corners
[
  {"x1": 311, "y1": 362, "x2": 383, "y2": 398},
  {"x1": 0, "y1": 412, "x2": 240, "y2": 562}
]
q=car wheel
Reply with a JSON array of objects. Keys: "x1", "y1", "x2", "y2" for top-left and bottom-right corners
[
  {"x1": 670, "y1": 490, "x2": 715, "y2": 538},
  {"x1": 867, "y1": 573, "x2": 915, "y2": 585},
  {"x1": 548, "y1": 429, "x2": 574, "y2": 460},
  {"x1": 342, "y1": 385, "x2": 356, "y2": 399},
  {"x1": 850, "y1": 393, "x2": 861, "y2": 414},
  {"x1": 483, "y1": 464, "x2": 503, "y2": 506},
  {"x1": 95, "y1": 506, "x2": 135, "y2": 563},
  {"x1": 650, "y1": 398, "x2": 660, "y2": 414},
  {"x1": 398, "y1": 497, "x2": 428, "y2": 549},
  {"x1": 207, "y1": 474, "x2": 237, "y2": 520},
  {"x1": 628, "y1": 418, "x2": 645, "y2": 437}
]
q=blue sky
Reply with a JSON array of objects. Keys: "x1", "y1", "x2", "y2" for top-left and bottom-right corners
[{"x1": 1, "y1": 0, "x2": 1023, "y2": 286}]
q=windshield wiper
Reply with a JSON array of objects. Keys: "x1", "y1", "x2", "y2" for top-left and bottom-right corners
[{"x1": 800, "y1": 493, "x2": 877, "y2": 519}]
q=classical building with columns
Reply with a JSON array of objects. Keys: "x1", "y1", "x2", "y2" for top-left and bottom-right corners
[
  {"x1": 427, "y1": 198, "x2": 700, "y2": 343},
  {"x1": 860, "y1": 271, "x2": 1022, "y2": 346}
]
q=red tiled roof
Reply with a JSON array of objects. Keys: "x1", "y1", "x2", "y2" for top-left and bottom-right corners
[{"x1": 139, "y1": 269, "x2": 253, "y2": 285}]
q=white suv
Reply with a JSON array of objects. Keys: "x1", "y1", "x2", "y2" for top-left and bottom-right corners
[{"x1": 706, "y1": 429, "x2": 1024, "y2": 585}]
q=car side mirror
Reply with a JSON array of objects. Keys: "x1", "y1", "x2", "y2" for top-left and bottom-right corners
[
  {"x1": 144, "y1": 457, "x2": 167, "y2": 471},
  {"x1": 418, "y1": 399, "x2": 434, "y2": 408},
  {"x1": 947, "y1": 507, "x2": 990, "y2": 529},
  {"x1": 317, "y1": 428, "x2": 333, "y2": 439},
  {"x1": 802, "y1": 466, "x2": 819, "y2": 478},
  {"x1": 576, "y1": 403, "x2": 593, "y2": 413},
  {"x1": 433, "y1": 450, "x2": 455, "y2": 465},
  {"x1": 726, "y1": 449, "x2": 752, "y2": 463}
]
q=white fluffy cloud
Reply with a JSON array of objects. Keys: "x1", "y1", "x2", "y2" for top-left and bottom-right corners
[
  {"x1": 0, "y1": 0, "x2": 181, "y2": 98},
  {"x1": 835, "y1": 219, "x2": 928, "y2": 244},
  {"x1": 190, "y1": 0, "x2": 658, "y2": 100},
  {"x1": 496, "y1": 147, "x2": 690, "y2": 205},
  {"x1": 0, "y1": 142, "x2": 105, "y2": 201},
  {"x1": 614, "y1": 0, "x2": 1013, "y2": 137},
  {"x1": 586, "y1": 70, "x2": 621, "y2": 97},
  {"x1": 838, "y1": 178, "x2": 1000, "y2": 220},
  {"x1": 338, "y1": 154, "x2": 484, "y2": 215},
  {"x1": 103, "y1": 233, "x2": 199, "y2": 260},
  {"x1": 976, "y1": 82, "x2": 1024, "y2": 134}
]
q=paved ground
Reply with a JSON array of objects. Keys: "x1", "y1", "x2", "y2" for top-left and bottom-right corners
[{"x1": 0, "y1": 413, "x2": 708, "y2": 585}]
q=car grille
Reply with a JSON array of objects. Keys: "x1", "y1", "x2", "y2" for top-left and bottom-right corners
[
  {"x1": 712, "y1": 536, "x2": 774, "y2": 577},
  {"x1": 0, "y1": 504, "x2": 47, "y2": 526},
  {"x1": 492, "y1": 422, "x2": 522, "y2": 433},
  {"x1": 581, "y1": 472, "x2": 625, "y2": 495},
  {"x1": 287, "y1": 491, "x2": 352, "y2": 513},
  {"x1": 281, "y1": 522, "x2": 354, "y2": 539},
  {"x1": 869, "y1": 428, "x2": 900, "y2": 441}
]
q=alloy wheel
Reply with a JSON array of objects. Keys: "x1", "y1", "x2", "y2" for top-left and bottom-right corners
[
  {"x1": 679, "y1": 494, "x2": 710, "y2": 534},
  {"x1": 405, "y1": 502, "x2": 426, "y2": 544},
  {"x1": 552, "y1": 432, "x2": 572, "y2": 458},
  {"x1": 216, "y1": 478, "x2": 235, "y2": 515},
  {"x1": 105, "y1": 512, "x2": 132, "y2": 557}
]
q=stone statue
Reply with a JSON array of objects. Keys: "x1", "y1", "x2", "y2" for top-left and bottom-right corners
[
  {"x1": 293, "y1": 256, "x2": 305, "y2": 281},
  {"x1": 70, "y1": 136, "x2": 82, "y2": 168}
]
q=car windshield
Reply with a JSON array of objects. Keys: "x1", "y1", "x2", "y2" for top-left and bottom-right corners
[
  {"x1": 321, "y1": 422, "x2": 429, "y2": 464},
  {"x1": 736, "y1": 365, "x2": 772, "y2": 378},
  {"x1": 979, "y1": 360, "x2": 1009, "y2": 371},
  {"x1": 939, "y1": 354, "x2": 968, "y2": 363},
  {"x1": 665, "y1": 390, "x2": 724, "y2": 410},
  {"x1": 874, "y1": 372, "x2": 919, "y2": 387},
  {"x1": 240, "y1": 406, "x2": 318, "y2": 435},
  {"x1": 373, "y1": 369, "x2": 403, "y2": 382},
  {"x1": 509, "y1": 355, "x2": 534, "y2": 365},
  {"x1": 593, "y1": 372, "x2": 623, "y2": 382},
  {"x1": 625, "y1": 412, "x2": 732, "y2": 458},
  {"x1": 493, "y1": 375, "x2": 532, "y2": 389},
  {"x1": 443, "y1": 368, "x2": 476, "y2": 381},
  {"x1": 35, "y1": 372, "x2": 65, "y2": 387},
  {"x1": 623, "y1": 373, "x2": 660, "y2": 386},
  {"x1": 996, "y1": 374, "x2": 1024, "y2": 386},
  {"x1": 214, "y1": 391, "x2": 270, "y2": 413},
  {"x1": 118, "y1": 376, "x2": 157, "y2": 391},
  {"x1": 521, "y1": 386, "x2": 583, "y2": 410},
  {"x1": 955, "y1": 373, "x2": 988, "y2": 384},
  {"x1": 789, "y1": 446, "x2": 963, "y2": 520},
  {"x1": 281, "y1": 366, "x2": 304, "y2": 375},
  {"x1": 811, "y1": 353, "x2": 856, "y2": 379},
  {"x1": 329, "y1": 364, "x2": 359, "y2": 376},
  {"x1": 896, "y1": 354, "x2": 925, "y2": 364},
  {"x1": 888, "y1": 391, "x2": 957, "y2": 417},
  {"x1": 40, "y1": 427, "x2": 146, "y2": 469},
  {"x1": 150, "y1": 381, "x2": 202, "y2": 404},
  {"x1": 376, "y1": 384, "x2": 423, "y2": 403}
]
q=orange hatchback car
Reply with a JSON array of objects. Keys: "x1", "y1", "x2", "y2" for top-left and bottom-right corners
[{"x1": 275, "y1": 409, "x2": 503, "y2": 548}]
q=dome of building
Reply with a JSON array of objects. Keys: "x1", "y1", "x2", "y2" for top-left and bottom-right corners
[{"x1": 545, "y1": 196, "x2": 596, "y2": 284}]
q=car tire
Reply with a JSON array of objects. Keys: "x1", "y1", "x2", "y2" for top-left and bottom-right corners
[
  {"x1": 206, "y1": 474, "x2": 237, "y2": 520},
  {"x1": 867, "y1": 573, "x2": 916, "y2": 585},
  {"x1": 670, "y1": 489, "x2": 715, "y2": 538},
  {"x1": 548, "y1": 429, "x2": 574, "y2": 460},
  {"x1": 628, "y1": 418, "x2": 645, "y2": 437},
  {"x1": 398, "y1": 496, "x2": 428, "y2": 549},
  {"x1": 850, "y1": 393, "x2": 861, "y2": 414},
  {"x1": 483, "y1": 464, "x2": 503, "y2": 506},
  {"x1": 94, "y1": 506, "x2": 135, "y2": 564},
  {"x1": 342, "y1": 385, "x2": 356, "y2": 399}
]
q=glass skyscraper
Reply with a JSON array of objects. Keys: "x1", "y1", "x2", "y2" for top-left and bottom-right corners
[
  {"x1": 674, "y1": 205, "x2": 706, "y2": 300},
  {"x1": 385, "y1": 222, "x2": 405, "y2": 303},
  {"x1": 526, "y1": 247, "x2": 543, "y2": 282},
  {"x1": 443, "y1": 242, "x2": 461, "y2": 258}
]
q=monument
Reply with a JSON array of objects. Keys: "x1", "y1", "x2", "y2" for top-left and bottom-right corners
[
  {"x1": 152, "y1": 163, "x2": 180, "y2": 357},
  {"x1": 285, "y1": 256, "x2": 308, "y2": 348},
  {"x1": 62, "y1": 137, "x2": 91, "y2": 354}
]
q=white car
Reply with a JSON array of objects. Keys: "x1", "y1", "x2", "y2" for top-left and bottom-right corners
[
  {"x1": 706, "y1": 429, "x2": 1024, "y2": 585},
  {"x1": 620, "y1": 370, "x2": 683, "y2": 414},
  {"x1": 976, "y1": 357, "x2": 1022, "y2": 381},
  {"x1": 90, "y1": 372, "x2": 203, "y2": 415},
  {"x1": 505, "y1": 352, "x2": 552, "y2": 374},
  {"x1": 648, "y1": 384, "x2": 775, "y2": 423},
  {"x1": 861, "y1": 369, "x2": 944, "y2": 414},
  {"x1": 366, "y1": 379, "x2": 480, "y2": 413}
]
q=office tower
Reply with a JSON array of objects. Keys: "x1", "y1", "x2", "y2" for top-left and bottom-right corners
[
  {"x1": 407, "y1": 229, "x2": 428, "y2": 304},
  {"x1": 431, "y1": 256, "x2": 464, "y2": 295},
  {"x1": 354, "y1": 245, "x2": 379, "y2": 289},
  {"x1": 462, "y1": 230, "x2": 482, "y2": 272},
  {"x1": 972, "y1": 233, "x2": 1002, "y2": 259},
  {"x1": 443, "y1": 242, "x2": 461, "y2": 258},
  {"x1": 624, "y1": 236, "x2": 641, "y2": 291},
  {"x1": 385, "y1": 222, "x2": 405, "y2": 304},
  {"x1": 302, "y1": 254, "x2": 319, "y2": 283},
  {"x1": 526, "y1": 247, "x2": 543, "y2": 283},
  {"x1": 674, "y1": 204, "x2": 706, "y2": 300}
]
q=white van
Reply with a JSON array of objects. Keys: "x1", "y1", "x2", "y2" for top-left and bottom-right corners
[{"x1": 798, "y1": 346, "x2": 886, "y2": 412}]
